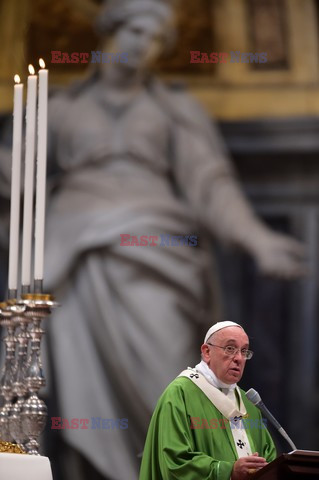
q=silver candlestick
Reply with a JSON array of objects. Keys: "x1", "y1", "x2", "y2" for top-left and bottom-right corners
[
  {"x1": 20, "y1": 293, "x2": 57, "y2": 455},
  {"x1": 9, "y1": 302, "x2": 29, "y2": 448},
  {"x1": 0, "y1": 302, "x2": 17, "y2": 442}
]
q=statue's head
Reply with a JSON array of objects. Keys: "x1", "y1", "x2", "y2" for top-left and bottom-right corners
[{"x1": 96, "y1": 0, "x2": 176, "y2": 71}]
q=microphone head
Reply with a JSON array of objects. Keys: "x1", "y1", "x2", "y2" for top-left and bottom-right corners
[{"x1": 246, "y1": 388, "x2": 261, "y2": 405}]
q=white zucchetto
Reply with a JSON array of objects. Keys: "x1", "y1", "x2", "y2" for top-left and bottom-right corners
[{"x1": 204, "y1": 321, "x2": 243, "y2": 344}]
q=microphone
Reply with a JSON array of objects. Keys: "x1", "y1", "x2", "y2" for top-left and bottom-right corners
[{"x1": 246, "y1": 388, "x2": 297, "y2": 451}]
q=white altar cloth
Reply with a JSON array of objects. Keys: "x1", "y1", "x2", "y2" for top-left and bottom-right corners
[{"x1": 0, "y1": 453, "x2": 52, "y2": 480}]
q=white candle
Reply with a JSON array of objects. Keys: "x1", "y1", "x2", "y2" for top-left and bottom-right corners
[
  {"x1": 8, "y1": 75, "x2": 24, "y2": 295},
  {"x1": 34, "y1": 59, "x2": 48, "y2": 287},
  {"x1": 21, "y1": 65, "x2": 37, "y2": 290}
]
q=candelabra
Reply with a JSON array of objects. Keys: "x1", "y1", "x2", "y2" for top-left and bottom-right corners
[{"x1": 0, "y1": 293, "x2": 57, "y2": 455}]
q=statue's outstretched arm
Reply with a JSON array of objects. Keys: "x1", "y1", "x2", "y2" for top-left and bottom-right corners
[{"x1": 173, "y1": 123, "x2": 306, "y2": 280}]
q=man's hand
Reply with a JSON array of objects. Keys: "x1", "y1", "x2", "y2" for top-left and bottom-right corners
[{"x1": 231, "y1": 452, "x2": 268, "y2": 479}]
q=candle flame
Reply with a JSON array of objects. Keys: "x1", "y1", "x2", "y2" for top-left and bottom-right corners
[
  {"x1": 14, "y1": 74, "x2": 20, "y2": 84},
  {"x1": 39, "y1": 58, "x2": 45, "y2": 69},
  {"x1": 28, "y1": 64, "x2": 35, "y2": 75}
]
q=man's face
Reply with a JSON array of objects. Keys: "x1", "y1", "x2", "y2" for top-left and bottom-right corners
[{"x1": 201, "y1": 327, "x2": 249, "y2": 384}]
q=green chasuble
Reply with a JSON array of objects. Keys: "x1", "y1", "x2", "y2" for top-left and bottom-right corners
[{"x1": 139, "y1": 377, "x2": 276, "y2": 480}]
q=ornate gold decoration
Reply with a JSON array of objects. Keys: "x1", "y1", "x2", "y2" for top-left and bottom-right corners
[
  {"x1": 156, "y1": 0, "x2": 214, "y2": 73},
  {"x1": 26, "y1": 0, "x2": 213, "y2": 76},
  {"x1": 26, "y1": 0, "x2": 99, "y2": 72},
  {"x1": 247, "y1": 0, "x2": 288, "y2": 69},
  {"x1": 21, "y1": 293, "x2": 55, "y2": 302},
  {"x1": 0, "y1": 441, "x2": 26, "y2": 454},
  {"x1": 2, "y1": 0, "x2": 319, "y2": 118}
]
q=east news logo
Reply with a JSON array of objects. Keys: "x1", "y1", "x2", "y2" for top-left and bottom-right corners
[{"x1": 190, "y1": 51, "x2": 267, "y2": 64}]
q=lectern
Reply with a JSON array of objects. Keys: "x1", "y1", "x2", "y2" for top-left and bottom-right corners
[{"x1": 252, "y1": 450, "x2": 319, "y2": 479}]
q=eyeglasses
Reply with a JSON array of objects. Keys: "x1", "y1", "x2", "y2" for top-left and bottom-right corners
[{"x1": 206, "y1": 342, "x2": 254, "y2": 360}]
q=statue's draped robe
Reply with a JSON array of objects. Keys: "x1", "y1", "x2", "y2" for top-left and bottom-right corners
[
  {"x1": 139, "y1": 377, "x2": 276, "y2": 480},
  {"x1": 45, "y1": 79, "x2": 237, "y2": 480}
]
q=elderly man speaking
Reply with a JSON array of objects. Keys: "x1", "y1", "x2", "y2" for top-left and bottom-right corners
[{"x1": 139, "y1": 321, "x2": 276, "y2": 479}]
